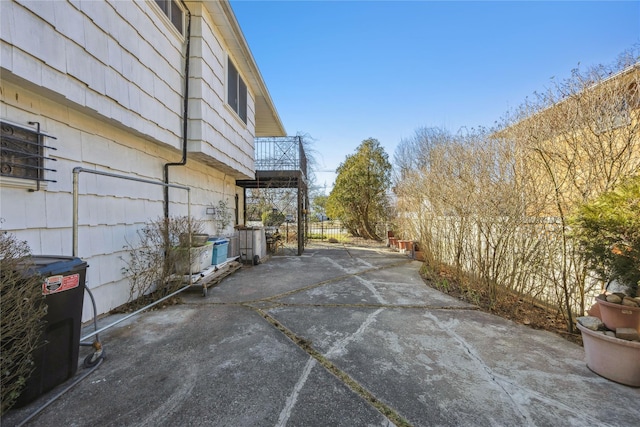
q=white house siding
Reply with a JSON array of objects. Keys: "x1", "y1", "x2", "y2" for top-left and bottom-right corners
[
  {"x1": 2, "y1": 0, "x2": 185, "y2": 151},
  {"x1": 187, "y1": 2, "x2": 256, "y2": 179},
  {"x1": 1, "y1": 80, "x2": 242, "y2": 321},
  {"x1": 1, "y1": 0, "x2": 271, "y2": 321}
]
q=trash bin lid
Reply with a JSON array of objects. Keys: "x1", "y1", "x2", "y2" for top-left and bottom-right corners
[
  {"x1": 26, "y1": 256, "x2": 88, "y2": 276},
  {"x1": 213, "y1": 239, "x2": 229, "y2": 245}
]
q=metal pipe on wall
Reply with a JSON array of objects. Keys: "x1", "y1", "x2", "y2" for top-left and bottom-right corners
[
  {"x1": 72, "y1": 167, "x2": 190, "y2": 257},
  {"x1": 163, "y1": 1, "x2": 192, "y2": 219}
]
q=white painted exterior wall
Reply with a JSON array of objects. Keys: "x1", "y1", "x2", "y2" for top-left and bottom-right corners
[{"x1": 0, "y1": 0, "x2": 284, "y2": 320}]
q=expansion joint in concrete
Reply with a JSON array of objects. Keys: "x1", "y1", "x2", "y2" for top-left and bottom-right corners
[
  {"x1": 273, "y1": 302, "x2": 481, "y2": 311},
  {"x1": 254, "y1": 308, "x2": 414, "y2": 427},
  {"x1": 246, "y1": 260, "x2": 415, "y2": 304}
]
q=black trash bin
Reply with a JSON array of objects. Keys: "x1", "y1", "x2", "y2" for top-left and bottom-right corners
[{"x1": 15, "y1": 256, "x2": 88, "y2": 406}]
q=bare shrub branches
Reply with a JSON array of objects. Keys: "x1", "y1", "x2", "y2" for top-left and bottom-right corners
[
  {"x1": 1, "y1": 232, "x2": 46, "y2": 414},
  {"x1": 393, "y1": 56, "x2": 639, "y2": 331},
  {"x1": 121, "y1": 216, "x2": 204, "y2": 305}
]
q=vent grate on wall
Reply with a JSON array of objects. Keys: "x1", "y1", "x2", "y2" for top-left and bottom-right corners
[{"x1": 1, "y1": 121, "x2": 57, "y2": 190}]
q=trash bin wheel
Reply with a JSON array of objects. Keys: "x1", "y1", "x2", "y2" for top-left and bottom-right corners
[{"x1": 83, "y1": 348, "x2": 106, "y2": 368}]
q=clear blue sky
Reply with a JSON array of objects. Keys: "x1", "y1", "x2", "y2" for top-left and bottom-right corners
[{"x1": 230, "y1": 0, "x2": 640, "y2": 194}]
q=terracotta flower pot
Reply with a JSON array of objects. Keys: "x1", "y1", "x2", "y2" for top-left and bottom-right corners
[
  {"x1": 596, "y1": 299, "x2": 640, "y2": 332},
  {"x1": 577, "y1": 323, "x2": 640, "y2": 387},
  {"x1": 398, "y1": 240, "x2": 412, "y2": 253}
]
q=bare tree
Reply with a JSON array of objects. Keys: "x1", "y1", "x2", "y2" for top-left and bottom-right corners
[
  {"x1": 502, "y1": 58, "x2": 640, "y2": 329},
  {"x1": 393, "y1": 51, "x2": 639, "y2": 330}
]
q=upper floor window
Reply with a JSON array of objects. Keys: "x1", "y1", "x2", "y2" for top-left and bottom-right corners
[
  {"x1": 595, "y1": 97, "x2": 631, "y2": 134},
  {"x1": 227, "y1": 57, "x2": 247, "y2": 124},
  {"x1": 155, "y1": 0, "x2": 184, "y2": 34},
  {"x1": 1, "y1": 121, "x2": 57, "y2": 190},
  {"x1": 594, "y1": 81, "x2": 637, "y2": 134}
]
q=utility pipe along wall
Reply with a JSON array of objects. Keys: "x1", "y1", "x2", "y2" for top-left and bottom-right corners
[{"x1": 164, "y1": 1, "x2": 192, "y2": 218}]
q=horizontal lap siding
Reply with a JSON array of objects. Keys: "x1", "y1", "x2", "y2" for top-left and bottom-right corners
[
  {"x1": 2, "y1": 0, "x2": 185, "y2": 150},
  {"x1": 189, "y1": 5, "x2": 255, "y2": 179},
  {"x1": 1, "y1": 79, "x2": 241, "y2": 320},
  {"x1": 1, "y1": 1, "x2": 253, "y2": 320}
]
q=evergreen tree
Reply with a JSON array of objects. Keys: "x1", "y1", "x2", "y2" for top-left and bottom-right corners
[{"x1": 327, "y1": 138, "x2": 392, "y2": 240}]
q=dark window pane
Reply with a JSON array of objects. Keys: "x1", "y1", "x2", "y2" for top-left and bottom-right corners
[
  {"x1": 227, "y1": 58, "x2": 238, "y2": 112},
  {"x1": 155, "y1": 0, "x2": 168, "y2": 14},
  {"x1": 170, "y1": 0, "x2": 183, "y2": 34},
  {"x1": 239, "y1": 77, "x2": 247, "y2": 123},
  {"x1": 1, "y1": 122, "x2": 42, "y2": 181}
]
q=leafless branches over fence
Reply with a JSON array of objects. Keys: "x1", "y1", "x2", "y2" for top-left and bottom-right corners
[{"x1": 393, "y1": 58, "x2": 640, "y2": 331}]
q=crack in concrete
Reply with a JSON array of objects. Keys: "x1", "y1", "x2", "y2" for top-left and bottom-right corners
[
  {"x1": 276, "y1": 357, "x2": 316, "y2": 427},
  {"x1": 431, "y1": 313, "x2": 534, "y2": 426},
  {"x1": 325, "y1": 308, "x2": 385, "y2": 358},
  {"x1": 490, "y1": 372, "x2": 620, "y2": 427},
  {"x1": 245, "y1": 258, "x2": 430, "y2": 427},
  {"x1": 422, "y1": 312, "x2": 616, "y2": 427},
  {"x1": 187, "y1": 250, "x2": 410, "y2": 424},
  {"x1": 355, "y1": 274, "x2": 388, "y2": 304}
]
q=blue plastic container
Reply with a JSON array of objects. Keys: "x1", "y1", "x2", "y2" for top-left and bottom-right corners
[{"x1": 211, "y1": 239, "x2": 229, "y2": 265}]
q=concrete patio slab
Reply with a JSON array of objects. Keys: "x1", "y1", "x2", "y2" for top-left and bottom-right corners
[{"x1": 4, "y1": 242, "x2": 639, "y2": 427}]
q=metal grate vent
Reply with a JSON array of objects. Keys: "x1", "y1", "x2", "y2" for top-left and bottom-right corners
[{"x1": 1, "y1": 121, "x2": 57, "y2": 190}]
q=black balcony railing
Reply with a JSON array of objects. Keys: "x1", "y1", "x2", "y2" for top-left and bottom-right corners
[
  {"x1": 240, "y1": 136, "x2": 310, "y2": 256},
  {"x1": 255, "y1": 136, "x2": 307, "y2": 178}
]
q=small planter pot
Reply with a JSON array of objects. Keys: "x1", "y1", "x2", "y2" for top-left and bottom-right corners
[
  {"x1": 388, "y1": 237, "x2": 398, "y2": 249},
  {"x1": 179, "y1": 233, "x2": 210, "y2": 247},
  {"x1": 173, "y1": 243, "x2": 214, "y2": 274},
  {"x1": 577, "y1": 323, "x2": 640, "y2": 387},
  {"x1": 398, "y1": 240, "x2": 412, "y2": 253},
  {"x1": 596, "y1": 299, "x2": 640, "y2": 332}
]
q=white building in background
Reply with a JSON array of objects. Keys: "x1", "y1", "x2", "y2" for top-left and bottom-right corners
[{"x1": 0, "y1": 0, "x2": 285, "y2": 320}]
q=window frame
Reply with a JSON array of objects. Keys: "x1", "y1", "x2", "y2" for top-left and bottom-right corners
[
  {"x1": 153, "y1": 0, "x2": 185, "y2": 36},
  {"x1": 594, "y1": 97, "x2": 632, "y2": 135},
  {"x1": 226, "y1": 56, "x2": 248, "y2": 125}
]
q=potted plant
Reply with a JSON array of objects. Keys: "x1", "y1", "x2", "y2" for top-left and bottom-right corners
[
  {"x1": 175, "y1": 224, "x2": 213, "y2": 276},
  {"x1": 572, "y1": 175, "x2": 640, "y2": 330},
  {"x1": 576, "y1": 318, "x2": 640, "y2": 386},
  {"x1": 572, "y1": 175, "x2": 640, "y2": 386},
  {"x1": 122, "y1": 216, "x2": 210, "y2": 301}
]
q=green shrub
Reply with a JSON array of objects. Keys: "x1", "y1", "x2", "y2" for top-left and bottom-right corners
[
  {"x1": 261, "y1": 210, "x2": 285, "y2": 227},
  {"x1": 570, "y1": 175, "x2": 640, "y2": 297},
  {"x1": 308, "y1": 233, "x2": 326, "y2": 240}
]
